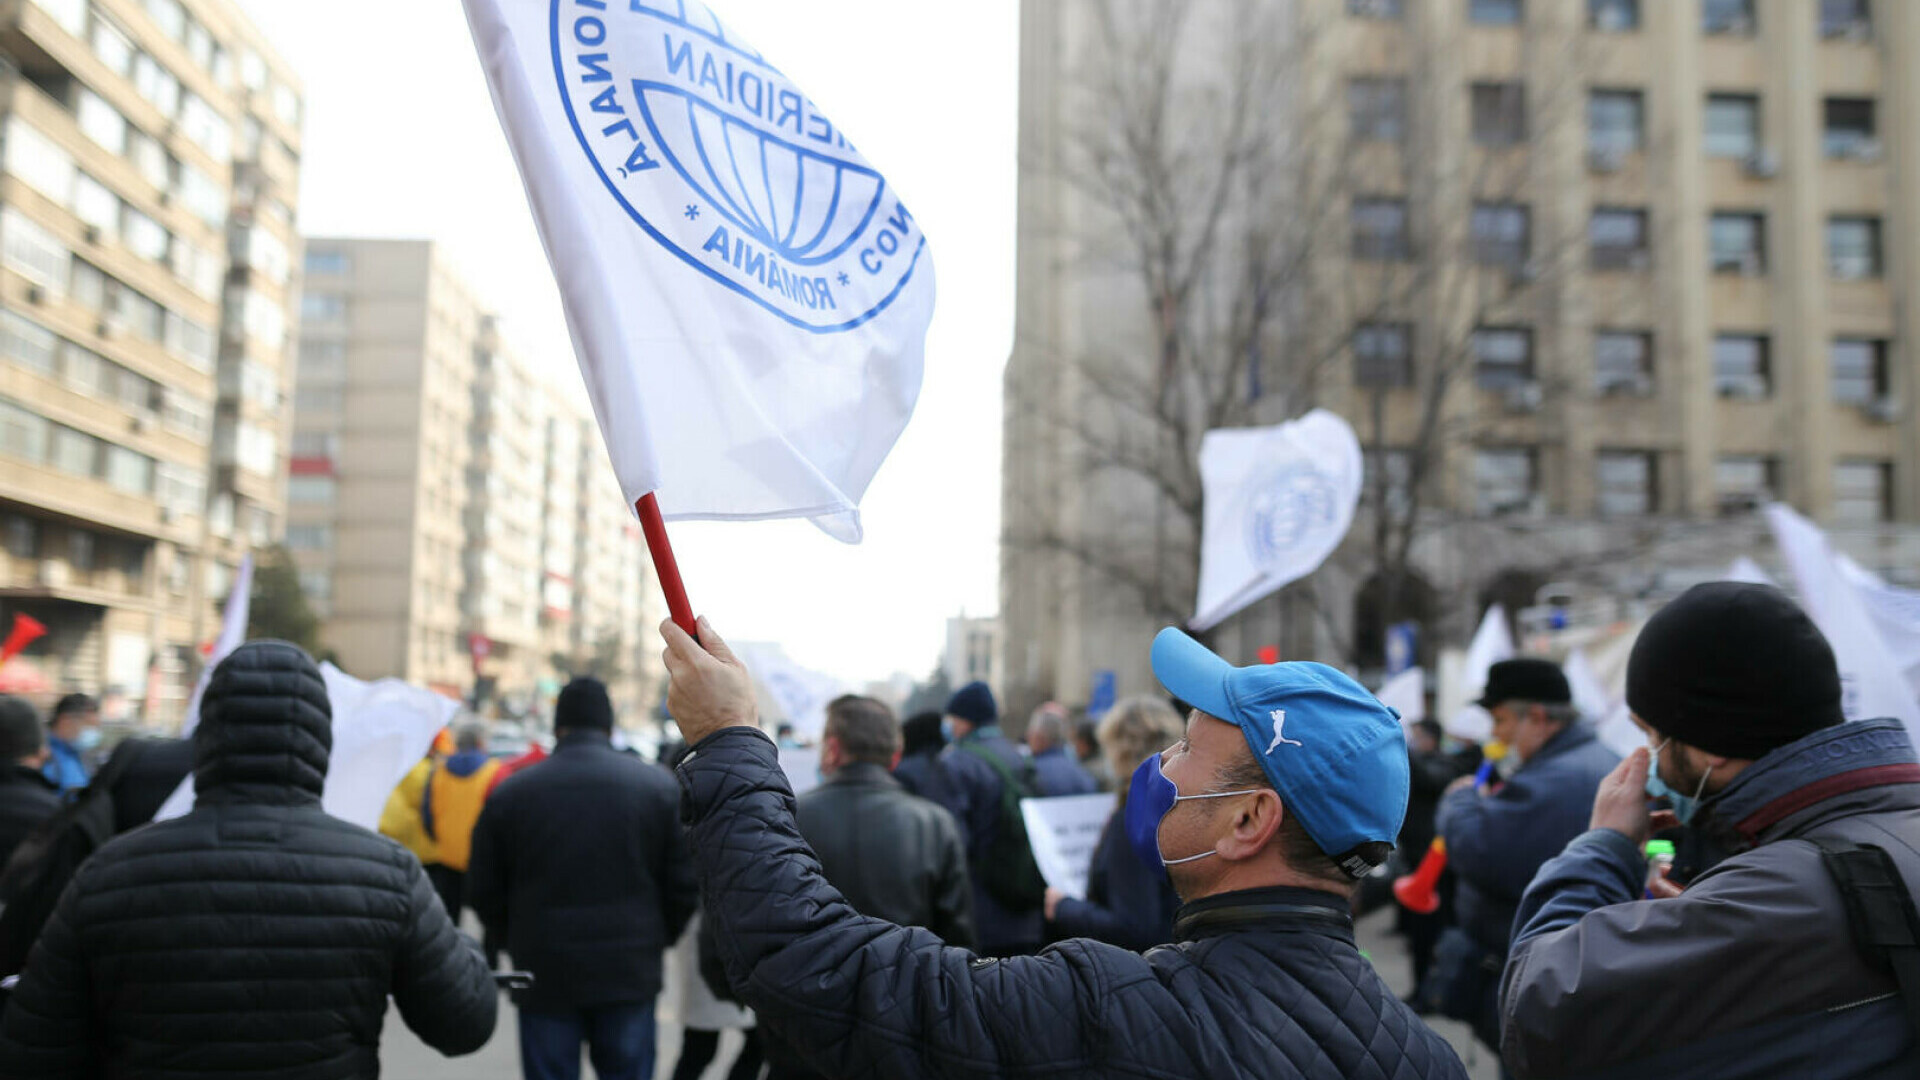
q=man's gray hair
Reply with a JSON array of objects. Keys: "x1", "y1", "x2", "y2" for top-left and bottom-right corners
[
  {"x1": 1028, "y1": 703, "x2": 1071, "y2": 749},
  {"x1": 825, "y1": 695, "x2": 900, "y2": 764},
  {"x1": 454, "y1": 722, "x2": 487, "y2": 753}
]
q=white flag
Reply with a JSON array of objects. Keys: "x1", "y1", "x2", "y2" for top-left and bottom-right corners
[
  {"x1": 1375, "y1": 666, "x2": 1426, "y2": 731},
  {"x1": 1724, "y1": 556, "x2": 1776, "y2": 586},
  {"x1": 464, "y1": 0, "x2": 935, "y2": 541},
  {"x1": 1192, "y1": 410, "x2": 1363, "y2": 631},
  {"x1": 157, "y1": 663, "x2": 457, "y2": 828},
  {"x1": 177, "y1": 553, "x2": 253, "y2": 739},
  {"x1": 1836, "y1": 556, "x2": 1920, "y2": 701},
  {"x1": 1764, "y1": 503, "x2": 1920, "y2": 733},
  {"x1": 1444, "y1": 604, "x2": 1513, "y2": 743},
  {"x1": 732, "y1": 642, "x2": 845, "y2": 740},
  {"x1": 1564, "y1": 648, "x2": 1611, "y2": 723}
]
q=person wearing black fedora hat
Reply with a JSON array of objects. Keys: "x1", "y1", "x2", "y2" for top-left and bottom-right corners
[
  {"x1": 1500, "y1": 583, "x2": 1920, "y2": 1079},
  {"x1": 1426, "y1": 655, "x2": 1619, "y2": 1054}
]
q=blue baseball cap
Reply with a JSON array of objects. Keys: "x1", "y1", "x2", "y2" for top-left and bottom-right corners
[{"x1": 1151, "y1": 628, "x2": 1409, "y2": 876}]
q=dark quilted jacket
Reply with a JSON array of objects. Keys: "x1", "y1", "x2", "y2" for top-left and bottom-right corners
[
  {"x1": 0, "y1": 641, "x2": 498, "y2": 1076},
  {"x1": 680, "y1": 728, "x2": 1467, "y2": 1079}
]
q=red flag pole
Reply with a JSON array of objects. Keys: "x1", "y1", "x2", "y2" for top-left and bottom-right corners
[{"x1": 635, "y1": 493, "x2": 697, "y2": 639}]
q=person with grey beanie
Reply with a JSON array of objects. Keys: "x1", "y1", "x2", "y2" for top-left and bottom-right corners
[{"x1": 1498, "y1": 583, "x2": 1920, "y2": 1079}]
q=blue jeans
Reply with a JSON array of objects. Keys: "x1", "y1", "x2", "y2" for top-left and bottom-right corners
[{"x1": 518, "y1": 1002, "x2": 657, "y2": 1080}]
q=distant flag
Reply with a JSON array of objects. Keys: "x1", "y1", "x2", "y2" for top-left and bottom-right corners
[
  {"x1": 1375, "y1": 666, "x2": 1425, "y2": 732},
  {"x1": 730, "y1": 643, "x2": 845, "y2": 740},
  {"x1": 0, "y1": 613, "x2": 47, "y2": 668},
  {"x1": 180, "y1": 554, "x2": 253, "y2": 738},
  {"x1": 1764, "y1": 503, "x2": 1919, "y2": 734},
  {"x1": 1446, "y1": 605, "x2": 1513, "y2": 743},
  {"x1": 1192, "y1": 410, "x2": 1364, "y2": 631},
  {"x1": 463, "y1": 0, "x2": 935, "y2": 543}
]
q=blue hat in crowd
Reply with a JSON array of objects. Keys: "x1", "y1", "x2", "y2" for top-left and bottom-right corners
[
  {"x1": 944, "y1": 681, "x2": 998, "y2": 728},
  {"x1": 1151, "y1": 628, "x2": 1409, "y2": 876}
]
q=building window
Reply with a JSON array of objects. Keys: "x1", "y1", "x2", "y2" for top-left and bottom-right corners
[
  {"x1": 1819, "y1": 0, "x2": 1871, "y2": 39},
  {"x1": 301, "y1": 293, "x2": 347, "y2": 323},
  {"x1": 104, "y1": 445, "x2": 153, "y2": 495},
  {"x1": 6, "y1": 516, "x2": 37, "y2": 559},
  {"x1": 1, "y1": 311, "x2": 59, "y2": 376},
  {"x1": 1471, "y1": 83, "x2": 1527, "y2": 145},
  {"x1": 1831, "y1": 339, "x2": 1888, "y2": 405},
  {"x1": 1474, "y1": 328, "x2": 1534, "y2": 390},
  {"x1": 299, "y1": 569, "x2": 332, "y2": 605},
  {"x1": 1348, "y1": 78, "x2": 1407, "y2": 142},
  {"x1": 1352, "y1": 198, "x2": 1410, "y2": 259},
  {"x1": 1710, "y1": 213, "x2": 1765, "y2": 274},
  {"x1": 0, "y1": 400, "x2": 49, "y2": 464},
  {"x1": 1823, "y1": 98, "x2": 1877, "y2": 159},
  {"x1": 1597, "y1": 451, "x2": 1656, "y2": 517},
  {"x1": 1703, "y1": 95, "x2": 1759, "y2": 158},
  {"x1": 1589, "y1": 0, "x2": 1639, "y2": 31},
  {"x1": 1713, "y1": 334, "x2": 1770, "y2": 399},
  {"x1": 50, "y1": 426, "x2": 97, "y2": 477},
  {"x1": 73, "y1": 89, "x2": 128, "y2": 155},
  {"x1": 1469, "y1": 0, "x2": 1522, "y2": 25},
  {"x1": 291, "y1": 431, "x2": 339, "y2": 459},
  {"x1": 1828, "y1": 216, "x2": 1882, "y2": 279},
  {"x1": 1834, "y1": 460, "x2": 1890, "y2": 524},
  {"x1": 286, "y1": 524, "x2": 333, "y2": 551},
  {"x1": 4, "y1": 118, "x2": 75, "y2": 203},
  {"x1": 1595, "y1": 331, "x2": 1653, "y2": 396},
  {"x1": 1346, "y1": 0, "x2": 1404, "y2": 17},
  {"x1": 1587, "y1": 90, "x2": 1644, "y2": 157},
  {"x1": 287, "y1": 476, "x2": 337, "y2": 505},
  {"x1": 1590, "y1": 208, "x2": 1649, "y2": 270},
  {"x1": 69, "y1": 529, "x2": 94, "y2": 572},
  {"x1": 1354, "y1": 323, "x2": 1413, "y2": 387},
  {"x1": 1471, "y1": 203, "x2": 1530, "y2": 269},
  {"x1": 1716, "y1": 455, "x2": 1774, "y2": 515},
  {"x1": 293, "y1": 387, "x2": 343, "y2": 414},
  {"x1": 1474, "y1": 449, "x2": 1536, "y2": 515},
  {"x1": 305, "y1": 250, "x2": 352, "y2": 276},
  {"x1": 1703, "y1": 0, "x2": 1756, "y2": 34}
]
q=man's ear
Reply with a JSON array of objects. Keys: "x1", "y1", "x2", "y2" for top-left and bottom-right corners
[{"x1": 1215, "y1": 789, "x2": 1284, "y2": 862}]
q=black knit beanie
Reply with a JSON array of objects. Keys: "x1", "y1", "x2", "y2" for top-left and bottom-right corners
[
  {"x1": 1626, "y1": 583, "x2": 1844, "y2": 760},
  {"x1": 555, "y1": 677, "x2": 615, "y2": 732}
]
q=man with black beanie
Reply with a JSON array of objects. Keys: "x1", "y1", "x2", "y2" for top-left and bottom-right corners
[
  {"x1": 1499, "y1": 583, "x2": 1920, "y2": 1079},
  {"x1": 0, "y1": 694, "x2": 57, "y2": 867},
  {"x1": 468, "y1": 677, "x2": 698, "y2": 1080}
]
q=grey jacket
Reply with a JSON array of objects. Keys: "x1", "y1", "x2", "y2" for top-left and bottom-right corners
[{"x1": 1500, "y1": 718, "x2": 1920, "y2": 1079}]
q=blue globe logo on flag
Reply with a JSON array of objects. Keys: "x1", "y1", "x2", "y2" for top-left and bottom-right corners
[
  {"x1": 549, "y1": 0, "x2": 926, "y2": 333},
  {"x1": 1240, "y1": 464, "x2": 1340, "y2": 571}
]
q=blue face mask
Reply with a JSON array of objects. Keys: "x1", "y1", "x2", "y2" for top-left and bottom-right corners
[
  {"x1": 73, "y1": 727, "x2": 103, "y2": 752},
  {"x1": 939, "y1": 718, "x2": 956, "y2": 744},
  {"x1": 1124, "y1": 752, "x2": 1260, "y2": 876},
  {"x1": 1645, "y1": 739, "x2": 1713, "y2": 825}
]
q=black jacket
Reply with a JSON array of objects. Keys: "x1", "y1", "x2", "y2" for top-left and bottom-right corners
[
  {"x1": 0, "y1": 762, "x2": 60, "y2": 868},
  {"x1": 794, "y1": 761, "x2": 974, "y2": 948},
  {"x1": 468, "y1": 729, "x2": 697, "y2": 1012},
  {"x1": 0, "y1": 640, "x2": 497, "y2": 1076},
  {"x1": 104, "y1": 737, "x2": 194, "y2": 833},
  {"x1": 681, "y1": 729, "x2": 1467, "y2": 1079}
]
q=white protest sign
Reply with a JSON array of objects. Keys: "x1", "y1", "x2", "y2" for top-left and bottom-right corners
[
  {"x1": 1192, "y1": 410, "x2": 1364, "y2": 631},
  {"x1": 1020, "y1": 792, "x2": 1116, "y2": 900},
  {"x1": 778, "y1": 746, "x2": 821, "y2": 797},
  {"x1": 464, "y1": 0, "x2": 935, "y2": 541},
  {"x1": 1444, "y1": 605, "x2": 1513, "y2": 742}
]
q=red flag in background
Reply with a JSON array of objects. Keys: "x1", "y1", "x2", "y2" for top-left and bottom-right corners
[
  {"x1": 0, "y1": 613, "x2": 47, "y2": 667},
  {"x1": 1256, "y1": 645, "x2": 1281, "y2": 666}
]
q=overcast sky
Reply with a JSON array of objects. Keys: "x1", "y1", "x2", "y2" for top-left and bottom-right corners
[{"x1": 233, "y1": 0, "x2": 1019, "y2": 687}]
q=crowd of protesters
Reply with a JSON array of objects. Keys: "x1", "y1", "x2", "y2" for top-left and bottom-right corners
[{"x1": 0, "y1": 581, "x2": 1913, "y2": 1078}]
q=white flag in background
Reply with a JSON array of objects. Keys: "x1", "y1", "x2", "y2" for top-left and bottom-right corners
[
  {"x1": 158, "y1": 664, "x2": 457, "y2": 828},
  {"x1": 1192, "y1": 410, "x2": 1364, "y2": 631},
  {"x1": 1375, "y1": 666, "x2": 1426, "y2": 731},
  {"x1": 732, "y1": 642, "x2": 845, "y2": 740},
  {"x1": 1764, "y1": 503, "x2": 1919, "y2": 734},
  {"x1": 465, "y1": 0, "x2": 936, "y2": 541},
  {"x1": 1445, "y1": 605, "x2": 1513, "y2": 743},
  {"x1": 178, "y1": 553, "x2": 253, "y2": 739}
]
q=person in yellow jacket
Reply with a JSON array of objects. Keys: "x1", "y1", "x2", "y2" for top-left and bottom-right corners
[
  {"x1": 422, "y1": 723, "x2": 501, "y2": 921},
  {"x1": 379, "y1": 728, "x2": 453, "y2": 866}
]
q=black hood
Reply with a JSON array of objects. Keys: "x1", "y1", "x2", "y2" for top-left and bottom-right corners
[{"x1": 193, "y1": 640, "x2": 331, "y2": 806}]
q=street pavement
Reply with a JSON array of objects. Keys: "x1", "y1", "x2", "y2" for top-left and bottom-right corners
[{"x1": 379, "y1": 907, "x2": 1499, "y2": 1078}]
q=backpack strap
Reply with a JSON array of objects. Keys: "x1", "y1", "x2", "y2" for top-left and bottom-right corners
[
  {"x1": 1810, "y1": 836, "x2": 1920, "y2": 1036},
  {"x1": 955, "y1": 741, "x2": 1033, "y2": 798}
]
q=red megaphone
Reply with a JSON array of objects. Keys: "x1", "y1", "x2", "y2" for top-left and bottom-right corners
[
  {"x1": 1393, "y1": 837, "x2": 1447, "y2": 914},
  {"x1": 0, "y1": 613, "x2": 46, "y2": 668}
]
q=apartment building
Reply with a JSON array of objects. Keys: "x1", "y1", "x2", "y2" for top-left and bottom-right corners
[
  {"x1": 292, "y1": 237, "x2": 662, "y2": 718},
  {"x1": 1002, "y1": 0, "x2": 1920, "y2": 714},
  {"x1": 0, "y1": 0, "x2": 300, "y2": 719}
]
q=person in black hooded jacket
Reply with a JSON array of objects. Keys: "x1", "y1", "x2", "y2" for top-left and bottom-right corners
[
  {"x1": 0, "y1": 640, "x2": 498, "y2": 1076},
  {"x1": 0, "y1": 694, "x2": 59, "y2": 868}
]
